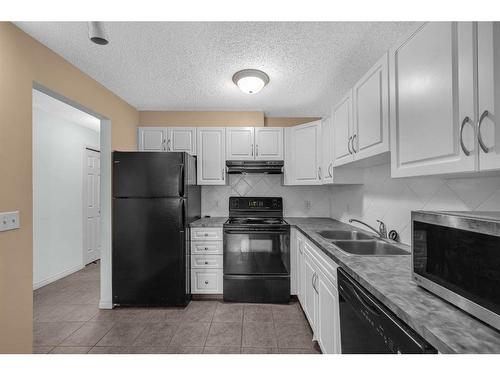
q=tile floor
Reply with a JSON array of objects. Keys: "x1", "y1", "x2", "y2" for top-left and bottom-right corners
[{"x1": 33, "y1": 262, "x2": 320, "y2": 354}]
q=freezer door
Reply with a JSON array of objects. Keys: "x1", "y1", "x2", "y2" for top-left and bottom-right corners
[
  {"x1": 113, "y1": 152, "x2": 185, "y2": 197},
  {"x1": 112, "y1": 197, "x2": 189, "y2": 306}
]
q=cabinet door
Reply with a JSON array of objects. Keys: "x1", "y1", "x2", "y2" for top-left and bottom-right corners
[
  {"x1": 303, "y1": 251, "x2": 318, "y2": 332},
  {"x1": 352, "y1": 52, "x2": 390, "y2": 160},
  {"x1": 317, "y1": 269, "x2": 340, "y2": 354},
  {"x1": 167, "y1": 127, "x2": 196, "y2": 155},
  {"x1": 138, "y1": 127, "x2": 167, "y2": 151},
  {"x1": 333, "y1": 92, "x2": 354, "y2": 166},
  {"x1": 390, "y1": 22, "x2": 476, "y2": 177},
  {"x1": 226, "y1": 127, "x2": 255, "y2": 160},
  {"x1": 290, "y1": 121, "x2": 322, "y2": 185},
  {"x1": 477, "y1": 22, "x2": 500, "y2": 171},
  {"x1": 321, "y1": 117, "x2": 334, "y2": 184},
  {"x1": 197, "y1": 128, "x2": 226, "y2": 185},
  {"x1": 255, "y1": 127, "x2": 284, "y2": 160}
]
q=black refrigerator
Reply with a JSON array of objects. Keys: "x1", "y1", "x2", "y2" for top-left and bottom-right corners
[{"x1": 112, "y1": 151, "x2": 201, "y2": 307}]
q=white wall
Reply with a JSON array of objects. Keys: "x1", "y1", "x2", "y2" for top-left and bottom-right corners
[
  {"x1": 33, "y1": 108, "x2": 100, "y2": 289},
  {"x1": 330, "y1": 163, "x2": 500, "y2": 245},
  {"x1": 202, "y1": 174, "x2": 331, "y2": 217}
]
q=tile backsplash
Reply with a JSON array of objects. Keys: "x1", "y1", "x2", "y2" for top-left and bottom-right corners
[
  {"x1": 330, "y1": 163, "x2": 500, "y2": 245},
  {"x1": 201, "y1": 174, "x2": 331, "y2": 217}
]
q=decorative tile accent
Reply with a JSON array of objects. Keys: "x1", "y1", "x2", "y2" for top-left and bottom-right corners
[
  {"x1": 330, "y1": 163, "x2": 500, "y2": 244},
  {"x1": 202, "y1": 174, "x2": 331, "y2": 217}
]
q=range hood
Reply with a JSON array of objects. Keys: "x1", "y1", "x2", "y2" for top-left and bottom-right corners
[{"x1": 226, "y1": 160, "x2": 284, "y2": 174}]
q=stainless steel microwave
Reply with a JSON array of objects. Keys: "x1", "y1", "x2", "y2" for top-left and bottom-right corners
[{"x1": 412, "y1": 211, "x2": 500, "y2": 331}]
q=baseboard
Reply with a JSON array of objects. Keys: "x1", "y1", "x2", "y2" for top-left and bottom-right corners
[
  {"x1": 99, "y1": 300, "x2": 113, "y2": 309},
  {"x1": 33, "y1": 264, "x2": 84, "y2": 290}
]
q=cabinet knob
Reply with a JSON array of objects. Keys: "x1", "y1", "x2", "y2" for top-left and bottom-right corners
[
  {"x1": 204, "y1": 281, "x2": 209, "y2": 285},
  {"x1": 204, "y1": 233, "x2": 209, "y2": 236},
  {"x1": 204, "y1": 247, "x2": 208, "y2": 250},
  {"x1": 204, "y1": 261, "x2": 209, "y2": 265}
]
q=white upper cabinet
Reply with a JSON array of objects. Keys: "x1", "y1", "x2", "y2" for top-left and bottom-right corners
[
  {"x1": 333, "y1": 91, "x2": 354, "y2": 166},
  {"x1": 477, "y1": 22, "x2": 500, "y2": 172},
  {"x1": 166, "y1": 127, "x2": 197, "y2": 155},
  {"x1": 352, "y1": 52, "x2": 390, "y2": 160},
  {"x1": 286, "y1": 120, "x2": 322, "y2": 185},
  {"x1": 390, "y1": 22, "x2": 476, "y2": 177},
  {"x1": 197, "y1": 128, "x2": 226, "y2": 185},
  {"x1": 138, "y1": 127, "x2": 196, "y2": 155},
  {"x1": 254, "y1": 127, "x2": 284, "y2": 160},
  {"x1": 321, "y1": 116, "x2": 334, "y2": 183},
  {"x1": 226, "y1": 127, "x2": 255, "y2": 160},
  {"x1": 138, "y1": 127, "x2": 167, "y2": 151},
  {"x1": 226, "y1": 127, "x2": 283, "y2": 160}
]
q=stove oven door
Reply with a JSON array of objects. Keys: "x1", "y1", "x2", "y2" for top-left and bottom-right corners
[{"x1": 223, "y1": 226, "x2": 290, "y2": 303}]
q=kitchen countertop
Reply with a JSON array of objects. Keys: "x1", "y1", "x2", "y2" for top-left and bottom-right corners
[
  {"x1": 190, "y1": 216, "x2": 227, "y2": 227},
  {"x1": 189, "y1": 216, "x2": 500, "y2": 353},
  {"x1": 285, "y1": 217, "x2": 500, "y2": 354}
]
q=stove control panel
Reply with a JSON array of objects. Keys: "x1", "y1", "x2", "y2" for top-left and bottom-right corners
[{"x1": 229, "y1": 197, "x2": 282, "y2": 211}]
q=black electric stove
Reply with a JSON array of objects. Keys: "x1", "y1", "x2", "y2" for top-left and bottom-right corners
[{"x1": 223, "y1": 197, "x2": 290, "y2": 303}]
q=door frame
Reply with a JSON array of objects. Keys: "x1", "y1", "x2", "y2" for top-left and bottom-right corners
[
  {"x1": 33, "y1": 83, "x2": 113, "y2": 309},
  {"x1": 82, "y1": 146, "x2": 101, "y2": 266}
]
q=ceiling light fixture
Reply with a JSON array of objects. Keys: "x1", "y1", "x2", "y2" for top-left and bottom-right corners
[
  {"x1": 87, "y1": 22, "x2": 109, "y2": 45},
  {"x1": 232, "y1": 69, "x2": 270, "y2": 94}
]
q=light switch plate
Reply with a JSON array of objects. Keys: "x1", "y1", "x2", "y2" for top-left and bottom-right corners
[{"x1": 0, "y1": 211, "x2": 20, "y2": 232}]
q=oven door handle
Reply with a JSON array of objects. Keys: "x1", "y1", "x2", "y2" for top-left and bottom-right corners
[{"x1": 224, "y1": 229, "x2": 288, "y2": 234}]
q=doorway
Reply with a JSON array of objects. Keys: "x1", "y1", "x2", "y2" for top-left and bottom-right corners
[{"x1": 32, "y1": 88, "x2": 101, "y2": 288}]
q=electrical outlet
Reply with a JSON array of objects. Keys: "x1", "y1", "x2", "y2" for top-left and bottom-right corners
[{"x1": 0, "y1": 211, "x2": 20, "y2": 232}]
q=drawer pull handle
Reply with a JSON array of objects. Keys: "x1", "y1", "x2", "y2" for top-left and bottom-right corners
[
  {"x1": 204, "y1": 247, "x2": 209, "y2": 250},
  {"x1": 204, "y1": 261, "x2": 209, "y2": 265},
  {"x1": 204, "y1": 281, "x2": 209, "y2": 285},
  {"x1": 204, "y1": 233, "x2": 209, "y2": 236}
]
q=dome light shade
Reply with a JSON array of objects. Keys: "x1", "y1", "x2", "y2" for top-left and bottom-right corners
[{"x1": 232, "y1": 69, "x2": 270, "y2": 94}]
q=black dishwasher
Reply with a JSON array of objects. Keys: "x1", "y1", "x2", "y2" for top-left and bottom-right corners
[{"x1": 338, "y1": 268, "x2": 437, "y2": 354}]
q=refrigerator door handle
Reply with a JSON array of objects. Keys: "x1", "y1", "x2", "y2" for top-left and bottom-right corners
[{"x1": 178, "y1": 164, "x2": 185, "y2": 197}]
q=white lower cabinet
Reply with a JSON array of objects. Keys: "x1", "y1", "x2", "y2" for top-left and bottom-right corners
[
  {"x1": 293, "y1": 228, "x2": 341, "y2": 354},
  {"x1": 190, "y1": 227, "x2": 223, "y2": 294}
]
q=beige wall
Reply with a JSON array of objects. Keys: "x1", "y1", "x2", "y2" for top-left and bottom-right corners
[
  {"x1": 139, "y1": 111, "x2": 265, "y2": 127},
  {"x1": 0, "y1": 22, "x2": 139, "y2": 353},
  {"x1": 139, "y1": 112, "x2": 320, "y2": 128},
  {"x1": 264, "y1": 117, "x2": 321, "y2": 127}
]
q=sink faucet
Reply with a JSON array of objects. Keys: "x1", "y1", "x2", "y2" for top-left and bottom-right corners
[{"x1": 348, "y1": 218, "x2": 388, "y2": 239}]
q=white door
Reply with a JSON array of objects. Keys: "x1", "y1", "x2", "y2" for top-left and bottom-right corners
[
  {"x1": 333, "y1": 91, "x2": 354, "y2": 166},
  {"x1": 321, "y1": 117, "x2": 334, "y2": 183},
  {"x1": 167, "y1": 127, "x2": 196, "y2": 155},
  {"x1": 226, "y1": 127, "x2": 255, "y2": 160},
  {"x1": 291, "y1": 121, "x2": 322, "y2": 185},
  {"x1": 297, "y1": 235, "x2": 305, "y2": 304},
  {"x1": 303, "y1": 250, "x2": 318, "y2": 332},
  {"x1": 477, "y1": 22, "x2": 500, "y2": 171},
  {"x1": 317, "y1": 269, "x2": 340, "y2": 354},
  {"x1": 197, "y1": 128, "x2": 226, "y2": 185},
  {"x1": 84, "y1": 148, "x2": 100, "y2": 265},
  {"x1": 352, "y1": 52, "x2": 390, "y2": 160},
  {"x1": 255, "y1": 127, "x2": 284, "y2": 160},
  {"x1": 390, "y1": 22, "x2": 476, "y2": 177},
  {"x1": 138, "y1": 127, "x2": 167, "y2": 151}
]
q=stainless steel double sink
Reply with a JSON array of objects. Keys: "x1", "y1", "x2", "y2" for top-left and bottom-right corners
[{"x1": 316, "y1": 230, "x2": 410, "y2": 256}]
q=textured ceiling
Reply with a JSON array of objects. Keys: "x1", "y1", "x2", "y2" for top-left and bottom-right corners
[{"x1": 17, "y1": 22, "x2": 415, "y2": 117}]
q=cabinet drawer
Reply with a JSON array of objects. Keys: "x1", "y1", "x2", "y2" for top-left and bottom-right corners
[
  {"x1": 191, "y1": 227, "x2": 223, "y2": 241},
  {"x1": 191, "y1": 241, "x2": 223, "y2": 255},
  {"x1": 191, "y1": 255, "x2": 223, "y2": 269},
  {"x1": 191, "y1": 269, "x2": 223, "y2": 294}
]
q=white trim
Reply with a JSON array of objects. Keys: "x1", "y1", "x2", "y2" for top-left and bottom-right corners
[
  {"x1": 99, "y1": 300, "x2": 113, "y2": 309},
  {"x1": 33, "y1": 264, "x2": 84, "y2": 290}
]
